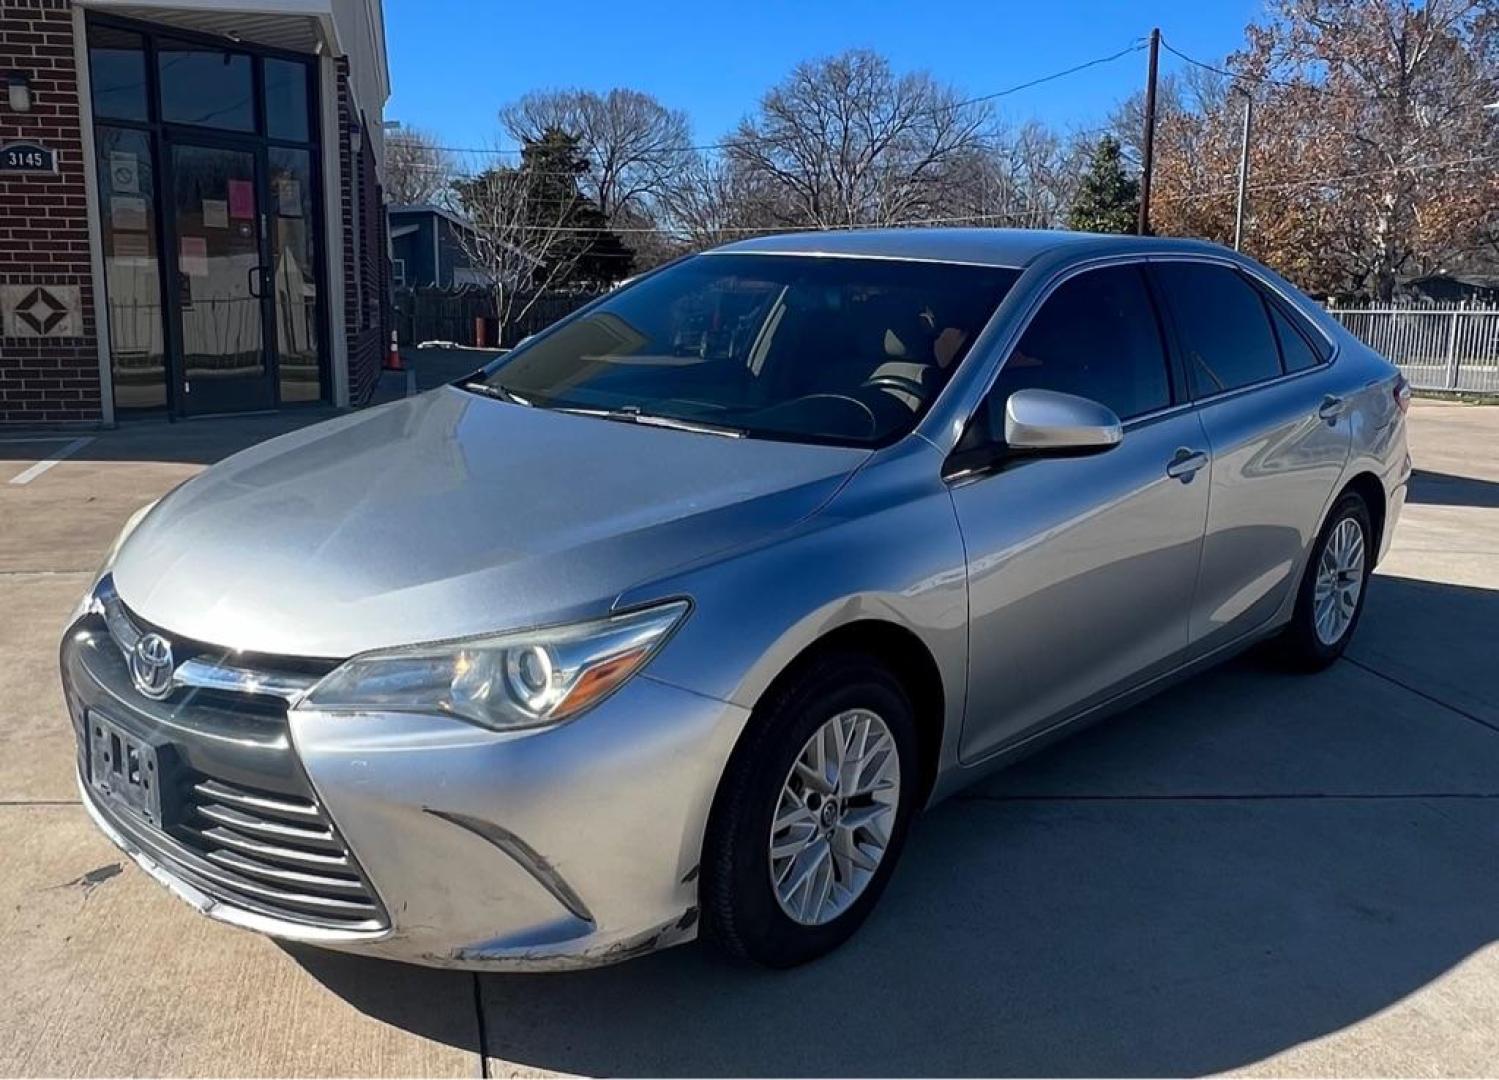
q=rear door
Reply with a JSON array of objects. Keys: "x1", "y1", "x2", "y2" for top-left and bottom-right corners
[
  {"x1": 952, "y1": 262, "x2": 1212, "y2": 762},
  {"x1": 1150, "y1": 259, "x2": 1350, "y2": 655}
]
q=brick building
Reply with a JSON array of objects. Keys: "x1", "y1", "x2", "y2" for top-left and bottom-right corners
[{"x1": 0, "y1": 0, "x2": 389, "y2": 427}]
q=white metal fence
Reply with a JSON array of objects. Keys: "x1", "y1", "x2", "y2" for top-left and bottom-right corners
[{"x1": 1327, "y1": 302, "x2": 1499, "y2": 393}]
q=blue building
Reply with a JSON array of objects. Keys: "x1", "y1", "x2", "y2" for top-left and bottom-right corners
[{"x1": 389, "y1": 204, "x2": 483, "y2": 289}]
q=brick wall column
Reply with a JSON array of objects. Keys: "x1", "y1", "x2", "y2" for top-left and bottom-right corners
[
  {"x1": 336, "y1": 58, "x2": 383, "y2": 406},
  {"x1": 0, "y1": 0, "x2": 103, "y2": 428}
]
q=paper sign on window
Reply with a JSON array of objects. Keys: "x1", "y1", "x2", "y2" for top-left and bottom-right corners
[
  {"x1": 179, "y1": 235, "x2": 209, "y2": 277},
  {"x1": 202, "y1": 199, "x2": 228, "y2": 229},
  {"x1": 110, "y1": 195, "x2": 147, "y2": 232},
  {"x1": 228, "y1": 179, "x2": 254, "y2": 219},
  {"x1": 276, "y1": 178, "x2": 302, "y2": 217},
  {"x1": 109, "y1": 152, "x2": 139, "y2": 195},
  {"x1": 114, "y1": 233, "x2": 150, "y2": 259}
]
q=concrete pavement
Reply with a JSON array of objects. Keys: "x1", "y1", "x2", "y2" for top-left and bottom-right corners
[{"x1": 1, "y1": 399, "x2": 1496, "y2": 1076}]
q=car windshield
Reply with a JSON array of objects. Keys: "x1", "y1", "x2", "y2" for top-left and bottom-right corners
[{"x1": 471, "y1": 253, "x2": 1020, "y2": 447}]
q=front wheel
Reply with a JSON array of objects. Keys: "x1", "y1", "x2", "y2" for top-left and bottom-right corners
[
  {"x1": 1279, "y1": 491, "x2": 1373, "y2": 669},
  {"x1": 700, "y1": 653, "x2": 918, "y2": 968}
]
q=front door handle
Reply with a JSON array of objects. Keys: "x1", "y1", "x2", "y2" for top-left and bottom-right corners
[
  {"x1": 1318, "y1": 395, "x2": 1345, "y2": 422},
  {"x1": 1166, "y1": 448, "x2": 1210, "y2": 482}
]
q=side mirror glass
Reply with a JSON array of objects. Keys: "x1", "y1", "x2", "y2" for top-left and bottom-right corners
[{"x1": 1003, "y1": 388, "x2": 1123, "y2": 453}]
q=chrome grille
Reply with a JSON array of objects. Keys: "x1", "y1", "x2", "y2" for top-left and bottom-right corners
[
  {"x1": 170, "y1": 776, "x2": 384, "y2": 930},
  {"x1": 68, "y1": 577, "x2": 382, "y2": 933}
]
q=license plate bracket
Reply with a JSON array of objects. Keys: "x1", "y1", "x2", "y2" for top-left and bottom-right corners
[{"x1": 87, "y1": 711, "x2": 162, "y2": 827}]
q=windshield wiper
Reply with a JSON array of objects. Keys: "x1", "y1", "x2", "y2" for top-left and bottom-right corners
[
  {"x1": 550, "y1": 405, "x2": 744, "y2": 439},
  {"x1": 461, "y1": 381, "x2": 532, "y2": 406}
]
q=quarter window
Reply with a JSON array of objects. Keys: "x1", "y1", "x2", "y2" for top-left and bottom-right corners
[
  {"x1": 1264, "y1": 295, "x2": 1325, "y2": 373},
  {"x1": 1155, "y1": 262, "x2": 1282, "y2": 397},
  {"x1": 985, "y1": 264, "x2": 1172, "y2": 426}
]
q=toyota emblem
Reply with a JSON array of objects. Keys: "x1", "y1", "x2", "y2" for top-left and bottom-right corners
[{"x1": 129, "y1": 633, "x2": 175, "y2": 700}]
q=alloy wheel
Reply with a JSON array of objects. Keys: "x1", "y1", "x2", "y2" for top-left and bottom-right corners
[
  {"x1": 769, "y1": 708, "x2": 901, "y2": 926},
  {"x1": 1313, "y1": 515, "x2": 1366, "y2": 645}
]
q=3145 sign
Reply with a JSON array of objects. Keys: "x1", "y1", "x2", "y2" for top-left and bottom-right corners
[{"x1": 0, "y1": 142, "x2": 58, "y2": 173}]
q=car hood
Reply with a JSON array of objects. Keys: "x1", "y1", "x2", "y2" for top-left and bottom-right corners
[{"x1": 112, "y1": 388, "x2": 867, "y2": 657}]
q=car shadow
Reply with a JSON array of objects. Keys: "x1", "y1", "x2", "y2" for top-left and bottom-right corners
[
  {"x1": 291, "y1": 574, "x2": 1499, "y2": 1076},
  {"x1": 1407, "y1": 467, "x2": 1499, "y2": 509}
]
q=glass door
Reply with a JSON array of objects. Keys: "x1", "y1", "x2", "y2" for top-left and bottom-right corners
[
  {"x1": 166, "y1": 140, "x2": 274, "y2": 415},
  {"x1": 267, "y1": 147, "x2": 321, "y2": 402}
]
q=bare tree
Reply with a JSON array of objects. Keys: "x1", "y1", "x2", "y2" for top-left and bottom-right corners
[
  {"x1": 726, "y1": 50, "x2": 994, "y2": 228},
  {"x1": 502, "y1": 88, "x2": 694, "y2": 221},
  {"x1": 450, "y1": 158, "x2": 586, "y2": 339},
  {"x1": 656, "y1": 153, "x2": 784, "y2": 247},
  {"x1": 383, "y1": 126, "x2": 457, "y2": 206}
]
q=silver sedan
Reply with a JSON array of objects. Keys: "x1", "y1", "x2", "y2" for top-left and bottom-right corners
[{"x1": 62, "y1": 229, "x2": 1410, "y2": 970}]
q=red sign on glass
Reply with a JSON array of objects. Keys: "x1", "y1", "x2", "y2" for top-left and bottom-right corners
[{"x1": 227, "y1": 179, "x2": 254, "y2": 219}]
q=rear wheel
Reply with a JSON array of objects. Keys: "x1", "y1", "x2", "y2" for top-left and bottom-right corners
[
  {"x1": 700, "y1": 653, "x2": 918, "y2": 967},
  {"x1": 1279, "y1": 491, "x2": 1373, "y2": 669}
]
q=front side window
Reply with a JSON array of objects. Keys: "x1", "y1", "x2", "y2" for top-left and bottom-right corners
[
  {"x1": 477, "y1": 254, "x2": 1019, "y2": 447},
  {"x1": 1155, "y1": 262, "x2": 1282, "y2": 397},
  {"x1": 983, "y1": 264, "x2": 1171, "y2": 426}
]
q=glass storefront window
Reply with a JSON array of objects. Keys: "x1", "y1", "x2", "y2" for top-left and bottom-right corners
[
  {"x1": 157, "y1": 39, "x2": 254, "y2": 131},
  {"x1": 269, "y1": 148, "x2": 322, "y2": 402},
  {"x1": 95, "y1": 126, "x2": 167, "y2": 411},
  {"x1": 89, "y1": 26, "x2": 149, "y2": 121},
  {"x1": 264, "y1": 58, "x2": 311, "y2": 142},
  {"x1": 88, "y1": 18, "x2": 329, "y2": 415}
]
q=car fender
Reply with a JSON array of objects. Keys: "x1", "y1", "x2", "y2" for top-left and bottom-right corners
[{"x1": 617, "y1": 437, "x2": 971, "y2": 787}]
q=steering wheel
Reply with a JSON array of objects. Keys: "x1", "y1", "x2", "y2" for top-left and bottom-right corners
[
  {"x1": 754, "y1": 393, "x2": 878, "y2": 438},
  {"x1": 861, "y1": 373, "x2": 929, "y2": 407}
]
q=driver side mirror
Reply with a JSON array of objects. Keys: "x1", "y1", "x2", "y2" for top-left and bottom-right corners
[
  {"x1": 1003, "y1": 388, "x2": 1123, "y2": 453},
  {"x1": 945, "y1": 387, "x2": 1123, "y2": 480}
]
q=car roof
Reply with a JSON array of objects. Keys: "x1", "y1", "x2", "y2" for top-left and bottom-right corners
[{"x1": 708, "y1": 227, "x2": 1235, "y2": 270}]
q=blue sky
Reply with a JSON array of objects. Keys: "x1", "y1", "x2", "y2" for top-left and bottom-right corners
[{"x1": 384, "y1": 0, "x2": 1265, "y2": 154}]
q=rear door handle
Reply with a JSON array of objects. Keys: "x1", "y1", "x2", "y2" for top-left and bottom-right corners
[
  {"x1": 1318, "y1": 395, "x2": 1345, "y2": 422},
  {"x1": 1166, "y1": 448, "x2": 1209, "y2": 482}
]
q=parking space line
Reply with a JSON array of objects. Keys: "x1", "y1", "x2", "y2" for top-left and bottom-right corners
[{"x1": 7, "y1": 436, "x2": 94, "y2": 486}]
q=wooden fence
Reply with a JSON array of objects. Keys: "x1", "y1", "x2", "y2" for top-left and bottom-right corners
[{"x1": 394, "y1": 286, "x2": 605, "y2": 349}]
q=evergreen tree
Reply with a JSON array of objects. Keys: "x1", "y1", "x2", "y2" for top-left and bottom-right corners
[
  {"x1": 1067, "y1": 136, "x2": 1140, "y2": 235},
  {"x1": 452, "y1": 129, "x2": 634, "y2": 289},
  {"x1": 518, "y1": 129, "x2": 634, "y2": 284}
]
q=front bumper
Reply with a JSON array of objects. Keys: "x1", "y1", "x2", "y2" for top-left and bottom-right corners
[{"x1": 62, "y1": 610, "x2": 751, "y2": 971}]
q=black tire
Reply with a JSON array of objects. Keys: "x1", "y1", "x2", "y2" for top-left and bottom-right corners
[
  {"x1": 700, "y1": 651, "x2": 919, "y2": 968},
  {"x1": 1278, "y1": 491, "x2": 1374, "y2": 670}
]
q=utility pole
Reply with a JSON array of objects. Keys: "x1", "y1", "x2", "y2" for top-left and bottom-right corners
[
  {"x1": 1233, "y1": 91, "x2": 1253, "y2": 251},
  {"x1": 1137, "y1": 27, "x2": 1161, "y2": 236}
]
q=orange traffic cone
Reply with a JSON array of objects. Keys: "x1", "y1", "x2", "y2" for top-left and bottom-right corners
[{"x1": 385, "y1": 330, "x2": 403, "y2": 371}]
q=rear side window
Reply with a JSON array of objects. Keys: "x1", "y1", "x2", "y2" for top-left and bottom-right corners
[
  {"x1": 987, "y1": 264, "x2": 1171, "y2": 422},
  {"x1": 1266, "y1": 301, "x2": 1321, "y2": 372},
  {"x1": 1155, "y1": 262, "x2": 1282, "y2": 397}
]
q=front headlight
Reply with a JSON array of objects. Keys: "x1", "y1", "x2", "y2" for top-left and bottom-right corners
[{"x1": 299, "y1": 600, "x2": 690, "y2": 730}]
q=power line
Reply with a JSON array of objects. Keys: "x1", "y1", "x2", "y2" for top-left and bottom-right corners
[
  {"x1": 436, "y1": 152, "x2": 1499, "y2": 235},
  {"x1": 393, "y1": 41, "x2": 1149, "y2": 160},
  {"x1": 466, "y1": 206, "x2": 1069, "y2": 236},
  {"x1": 1156, "y1": 152, "x2": 1499, "y2": 204},
  {"x1": 1160, "y1": 35, "x2": 1499, "y2": 98}
]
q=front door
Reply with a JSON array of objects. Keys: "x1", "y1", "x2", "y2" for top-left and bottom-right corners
[
  {"x1": 952, "y1": 263, "x2": 1211, "y2": 762},
  {"x1": 166, "y1": 140, "x2": 274, "y2": 415}
]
